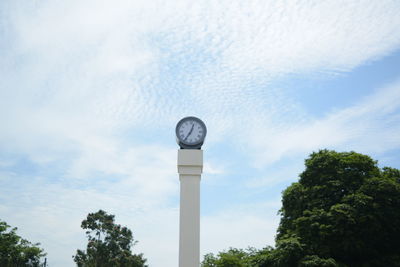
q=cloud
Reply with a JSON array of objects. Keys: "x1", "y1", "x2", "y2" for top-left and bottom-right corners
[
  {"x1": 4, "y1": 1, "x2": 397, "y2": 157},
  {"x1": 2, "y1": 1, "x2": 400, "y2": 134},
  {"x1": 0, "y1": 168, "x2": 180, "y2": 267},
  {"x1": 1, "y1": 1, "x2": 400, "y2": 266},
  {"x1": 2, "y1": 0, "x2": 400, "y2": 128},
  {"x1": 244, "y1": 80, "x2": 400, "y2": 167},
  {"x1": 202, "y1": 201, "x2": 281, "y2": 255}
]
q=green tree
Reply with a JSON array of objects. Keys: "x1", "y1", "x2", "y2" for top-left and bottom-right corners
[
  {"x1": 201, "y1": 150, "x2": 400, "y2": 267},
  {"x1": 0, "y1": 219, "x2": 46, "y2": 267},
  {"x1": 73, "y1": 210, "x2": 147, "y2": 267},
  {"x1": 277, "y1": 150, "x2": 400, "y2": 266},
  {"x1": 201, "y1": 247, "x2": 266, "y2": 267}
]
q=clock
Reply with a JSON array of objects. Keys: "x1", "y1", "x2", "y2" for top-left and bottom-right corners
[{"x1": 176, "y1": 116, "x2": 207, "y2": 149}]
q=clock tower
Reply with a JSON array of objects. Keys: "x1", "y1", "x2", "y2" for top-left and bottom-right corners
[{"x1": 176, "y1": 117, "x2": 206, "y2": 267}]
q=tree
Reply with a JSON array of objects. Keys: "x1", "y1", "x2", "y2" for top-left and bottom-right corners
[
  {"x1": 0, "y1": 219, "x2": 46, "y2": 267},
  {"x1": 73, "y1": 210, "x2": 147, "y2": 267},
  {"x1": 201, "y1": 150, "x2": 400, "y2": 267},
  {"x1": 277, "y1": 150, "x2": 400, "y2": 266},
  {"x1": 201, "y1": 247, "x2": 268, "y2": 267}
]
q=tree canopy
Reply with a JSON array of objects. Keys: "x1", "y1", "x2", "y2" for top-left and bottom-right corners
[
  {"x1": 0, "y1": 219, "x2": 46, "y2": 267},
  {"x1": 202, "y1": 150, "x2": 400, "y2": 267},
  {"x1": 73, "y1": 210, "x2": 147, "y2": 267},
  {"x1": 202, "y1": 247, "x2": 261, "y2": 267},
  {"x1": 278, "y1": 150, "x2": 400, "y2": 266}
]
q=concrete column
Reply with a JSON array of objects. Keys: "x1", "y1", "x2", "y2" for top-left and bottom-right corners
[{"x1": 177, "y1": 149, "x2": 203, "y2": 267}]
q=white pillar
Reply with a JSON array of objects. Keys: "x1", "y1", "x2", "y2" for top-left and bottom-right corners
[{"x1": 178, "y1": 149, "x2": 203, "y2": 267}]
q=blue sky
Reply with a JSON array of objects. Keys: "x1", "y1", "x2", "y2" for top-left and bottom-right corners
[{"x1": 1, "y1": 1, "x2": 400, "y2": 266}]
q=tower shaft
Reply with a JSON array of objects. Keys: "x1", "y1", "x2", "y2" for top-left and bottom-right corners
[{"x1": 177, "y1": 149, "x2": 203, "y2": 267}]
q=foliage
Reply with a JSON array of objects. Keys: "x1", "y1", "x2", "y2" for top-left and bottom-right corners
[
  {"x1": 278, "y1": 150, "x2": 400, "y2": 266},
  {"x1": 73, "y1": 210, "x2": 147, "y2": 267},
  {"x1": 0, "y1": 219, "x2": 46, "y2": 267},
  {"x1": 299, "y1": 255, "x2": 338, "y2": 267},
  {"x1": 201, "y1": 150, "x2": 400, "y2": 267},
  {"x1": 201, "y1": 247, "x2": 272, "y2": 267}
]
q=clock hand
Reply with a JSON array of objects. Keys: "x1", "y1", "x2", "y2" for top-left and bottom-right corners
[{"x1": 184, "y1": 123, "x2": 195, "y2": 141}]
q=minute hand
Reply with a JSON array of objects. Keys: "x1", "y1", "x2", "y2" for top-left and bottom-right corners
[{"x1": 184, "y1": 124, "x2": 195, "y2": 141}]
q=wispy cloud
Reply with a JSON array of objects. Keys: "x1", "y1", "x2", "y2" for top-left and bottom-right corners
[
  {"x1": 202, "y1": 201, "x2": 281, "y2": 254},
  {"x1": 1, "y1": 1, "x2": 400, "y2": 266},
  {"x1": 246, "y1": 80, "x2": 400, "y2": 166}
]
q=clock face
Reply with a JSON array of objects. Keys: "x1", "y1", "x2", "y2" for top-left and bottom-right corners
[{"x1": 176, "y1": 117, "x2": 207, "y2": 148}]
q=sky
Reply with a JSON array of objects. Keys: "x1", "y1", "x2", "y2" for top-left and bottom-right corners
[{"x1": 1, "y1": 0, "x2": 400, "y2": 266}]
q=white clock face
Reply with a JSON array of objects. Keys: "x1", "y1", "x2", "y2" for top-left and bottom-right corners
[{"x1": 178, "y1": 119, "x2": 205, "y2": 145}]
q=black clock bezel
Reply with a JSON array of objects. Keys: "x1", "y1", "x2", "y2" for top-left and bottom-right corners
[{"x1": 175, "y1": 116, "x2": 207, "y2": 149}]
